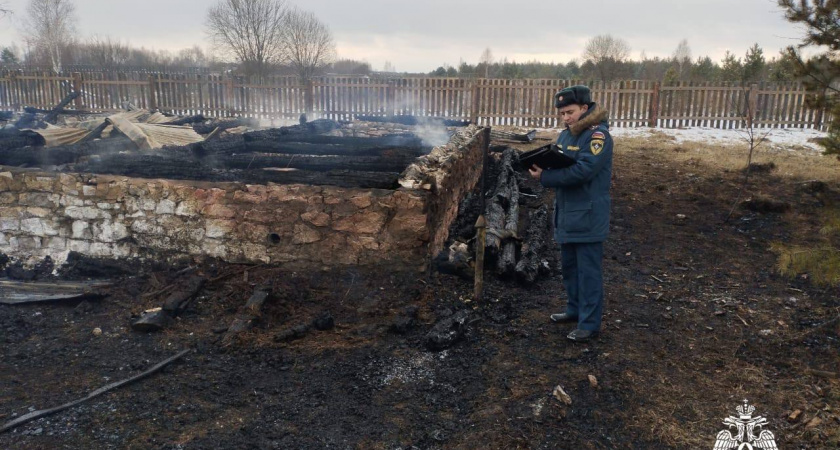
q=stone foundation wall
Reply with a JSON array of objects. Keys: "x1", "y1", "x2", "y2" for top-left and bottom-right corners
[{"x1": 0, "y1": 126, "x2": 487, "y2": 269}]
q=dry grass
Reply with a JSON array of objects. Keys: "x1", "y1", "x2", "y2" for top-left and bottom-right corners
[{"x1": 616, "y1": 132, "x2": 840, "y2": 184}]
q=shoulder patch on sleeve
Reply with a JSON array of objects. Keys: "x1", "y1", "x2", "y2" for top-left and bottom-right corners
[
  {"x1": 591, "y1": 139, "x2": 605, "y2": 155},
  {"x1": 592, "y1": 131, "x2": 605, "y2": 140}
]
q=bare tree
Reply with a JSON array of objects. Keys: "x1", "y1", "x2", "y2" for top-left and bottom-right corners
[
  {"x1": 283, "y1": 7, "x2": 336, "y2": 82},
  {"x1": 23, "y1": 0, "x2": 76, "y2": 73},
  {"x1": 0, "y1": 3, "x2": 11, "y2": 16},
  {"x1": 479, "y1": 47, "x2": 494, "y2": 77},
  {"x1": 672, "y1": 39, "x2": 692, "y2": 77},
  {"x1": 86, "y1": 35, "x2": 131, "y2": 69},
  {"x1": 206, "y1": 0, "x2": 290, "y2": 79},
  {"x1": 582, "y1": 34, "x2": 630, "y2": 82},
  {"x1": 176, "y1": 45, "x2": 208, "y2": 67}
]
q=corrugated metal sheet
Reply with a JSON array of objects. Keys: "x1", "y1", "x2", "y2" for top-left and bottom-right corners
[
  {"x1": 135, "y1": 123, "x2": 204, "y2": 148},
  {"x1": 31, "y1": 126, "x2": 90, "y2": 147},
  {"x1": 145, "y1": 112, "x2": 176, "y2": 124},
  {"x1": 27, "y1": 109, "x2": 201, "y2": 149}
]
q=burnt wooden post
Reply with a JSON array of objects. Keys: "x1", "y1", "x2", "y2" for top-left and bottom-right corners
[
  {"x1": 474, "y1": 126, "x2": 491, "y2": 301},
  {"x1": 72, "y1": 72, "x2": 83, "y2": 110},
  {"x1": 148, "y1": 75, "x2": 157, "y2": 111},
  {"x1": 649, "y1": 81, "x2": 660, "y2": 128},
  {"x1": 474, "y1": 215, "x2": 486, "y2": 301}
]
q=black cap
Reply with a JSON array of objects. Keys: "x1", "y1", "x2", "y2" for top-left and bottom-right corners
[{"x1": 554, "y1": 85, "x2": 592, "y2": 108}]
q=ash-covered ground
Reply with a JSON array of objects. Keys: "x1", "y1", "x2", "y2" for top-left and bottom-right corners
[{"x1": 1, "y1": 130, "x2": 839, "y2": 449}]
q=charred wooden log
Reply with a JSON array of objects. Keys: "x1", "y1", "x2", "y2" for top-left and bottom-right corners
[
  {"x1": 192, "y1": 117, "x2": 260, "y2": 135},
  {"x1": 245, "y1": 140, "x2": 425, "y2": 158},
  {"x1": 356, "y1": 115, "x2": 471, "y2": 127},
  {"x1": 13, "y1": 113, "x2": 40, "y2": 130},
  {"x1": 484, "y1": 148, "x2": 520, "y2": 267},
  {"x1": 496, "y1": 148, "x2": 521, "y2": 276},
  {"x1": 515, "y1": 205, "x2": 552, "y2": 284},
  {"x1": 244, "y1": 131, "x2": 424, "y2": 148},
  {"x1": 0, "y1": 129, "x2": 46, "y2": 152},
  {"x1": 75, "y1": 153, "x2": 401, "y2": 189},
  {"x1": 188, "y1": 135, "x2": 245, "y2": 156},
  {"x1": 44, "y1": 91, "x2": 81, "y2": 123},
  {"x1": 222, "y1": 286, "x2": 271, "y2": 345},
  {"x1": 24, "y1": 107, "x2": 93, "y2": 116},
  {"x1": 0, "y1": 135, "x2": 136, "y2": 167},
  {"x1": 167, "y1": 114, "x2": 205, "y2": 126},
  {"x1": 219, "y1": 152, "x2": 416, "y2": 173},
  {"x1": 162, "y1": 275, "x2": 206, "y2": 314},
  {"x1": 131, "y1": 308, "x2": 173, "y2": 332}
]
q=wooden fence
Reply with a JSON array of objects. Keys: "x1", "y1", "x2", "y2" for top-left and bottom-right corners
[{"x1": 0, "y1": 70, "x2": 828, "y2": 130}]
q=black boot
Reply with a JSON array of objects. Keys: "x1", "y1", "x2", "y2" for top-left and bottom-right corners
[{"x1": 549, "y1": 313, "x2": 578, "y2": 323}]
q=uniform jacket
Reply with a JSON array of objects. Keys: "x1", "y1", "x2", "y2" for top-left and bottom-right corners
[{"x1": 539, "y1": 104, "x2": 612, "y2": 243}]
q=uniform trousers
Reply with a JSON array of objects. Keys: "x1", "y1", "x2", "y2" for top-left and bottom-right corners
[{"x1": 560, "y1": 241, "x2": 604, "y2": 331}]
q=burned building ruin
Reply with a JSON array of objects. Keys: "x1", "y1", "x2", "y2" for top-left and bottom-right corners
[{"x1": 0, "y1": 114, "x2": 489, "y2": 271}]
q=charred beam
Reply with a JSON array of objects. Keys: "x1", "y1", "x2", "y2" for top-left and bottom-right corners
[
  {"x1": 219, "y1": 152, "x2": 416, "y2": 173},
  {"x1": 514, "y1": 205, "x2": 552, "y2": 284},
  {"x1": 244, "y1": 130, "x2": 424, "y2": 148},
  {"x1": 44, "y1": 91, "x2": 81, "y2": 123},
  {"x1": 192, "y1": 117, "x2": 260, "y2": 135}
]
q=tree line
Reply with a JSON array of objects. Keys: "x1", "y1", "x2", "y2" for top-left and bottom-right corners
[{"x1": 430, "y1": 39, "x2": 796, "y2": 83}]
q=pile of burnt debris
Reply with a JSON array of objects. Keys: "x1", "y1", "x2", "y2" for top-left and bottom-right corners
[
  {"x1": 0, "y1": 96, "x2": 464, "y2": 189},
  {"x1": 436, "y1": 141, "x2": 556, "y2": 285}
]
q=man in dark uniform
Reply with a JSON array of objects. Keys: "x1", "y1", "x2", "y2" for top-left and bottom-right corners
[{"x1": 528, "y1": 85, "x2": 612, "y2": 342}]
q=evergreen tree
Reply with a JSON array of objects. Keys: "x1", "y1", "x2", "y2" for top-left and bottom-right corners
[
  {"x1": 663, "y1": 66, "x2": 679, "y2": 85},
  {"x1": 691, "y1": 56, "x2": 719, "y2": 81},
  {"x1": 1, "y1": 47, "x2": 18, "y2": 64},
  {"x1": 720, "y1": 51, "x2": 743, "y2": 81},
  {"x1": 743, "y1": 43, "x2": 766, "y2": 82},
  {"x1": 768, "y1": 50, "x2": 798, "y2": 81},
  {"x1": 779, "y1": 0, "x2": 840, "y2": 154}
]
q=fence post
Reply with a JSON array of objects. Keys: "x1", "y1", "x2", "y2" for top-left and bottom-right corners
[
  {"x1": 386, "y1": 79, "x2": 395, "y2": 117},
  {"x1": 72, "y1": 72, "x2": 83, "y2": 109},
  {"x1": 225, "y1": 75, "x2": 235, "y2": 116},
  {"x1": 471, "y1": 79, "x2": 481, "y2": 124},
  {"x1": 814, "y1": 107, "x2": 824, "y2": 130},
  {"x1": 749, "y1": 83, "x2": 759, "y2": 128},
  {"x1": 649, "y1": 81, "x2": 660, "y2": 128},
  {"x1": 10, "y1": 72, "x2": 19, "y2": 111},
  {"x1": 304, "y1": 79, "x2": 314, "y2": 116},
  {"x1": 148, "y1": 75, "x2": 157, "y2": 111}
]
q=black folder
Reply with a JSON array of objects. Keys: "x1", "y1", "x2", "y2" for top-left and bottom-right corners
[{"x1": 518, "y1": 144, "x2": 576, "y2": 170}]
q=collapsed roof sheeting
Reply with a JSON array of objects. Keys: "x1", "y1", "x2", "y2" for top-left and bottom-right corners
[
  {"x1": 28, "y1": 109, "x2": 200, "y2": 149},
  {"x1": 32, "y1": 125, "x2": 91, "y2": 147},
  {"x1": 135, "y1": 123, "x2": 205, "y2": 148}
]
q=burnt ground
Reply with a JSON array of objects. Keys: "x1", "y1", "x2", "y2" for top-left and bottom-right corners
[{"x1": 1, "y1": 136, "x2": 839, "y2": 449}]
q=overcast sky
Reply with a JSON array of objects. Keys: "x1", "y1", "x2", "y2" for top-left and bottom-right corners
[{"x1": 0, "y1": 0, "x2": 806, "y2": 72}]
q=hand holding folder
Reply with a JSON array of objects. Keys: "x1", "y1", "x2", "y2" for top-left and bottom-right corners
[{"x1": 518, "y1": 144, "x2": 576, "y2": 170}]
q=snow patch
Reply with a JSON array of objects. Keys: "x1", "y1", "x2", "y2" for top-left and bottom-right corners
[{"x1": 610, "y1": 126, "x2": 827, "y2": 153}]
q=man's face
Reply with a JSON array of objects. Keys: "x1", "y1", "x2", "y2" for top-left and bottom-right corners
[{"x1": 558, "y1": 104, "x2": 588, "y2": 127}]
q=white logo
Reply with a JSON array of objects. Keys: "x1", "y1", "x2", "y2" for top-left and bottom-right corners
[{"x1": 714, "y1": 400, "x2": 778, "y2": 449}]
